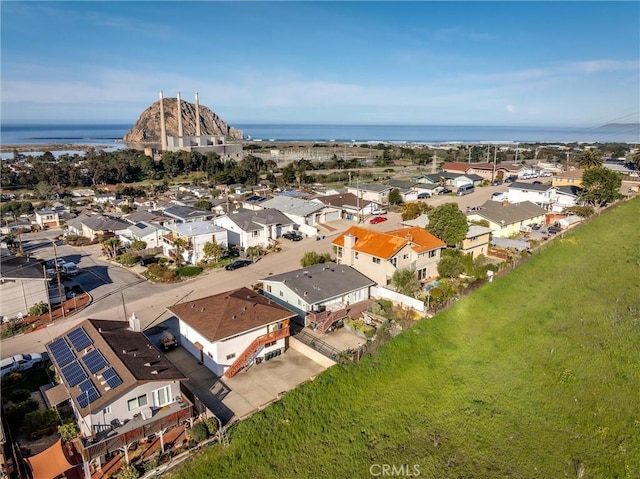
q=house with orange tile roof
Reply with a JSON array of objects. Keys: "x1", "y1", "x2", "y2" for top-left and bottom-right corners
[{"x1": 332, "y1": 226, "x2": 446, "y2": 286}]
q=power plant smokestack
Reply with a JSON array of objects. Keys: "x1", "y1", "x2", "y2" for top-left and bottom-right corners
[
  {"x1": 195, "y1": 92, "x2": 201, "y2": 137},
  {"x1": 176, "y1": 91, "x2": 184, "y2": 143},
  {"x1": 159, "y1": 91, "x2": 167, "y2": 152}
]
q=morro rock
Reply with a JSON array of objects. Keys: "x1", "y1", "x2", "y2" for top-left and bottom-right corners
[{"x1": 123, "y1": 97, "x2": 243, "y2": 144}]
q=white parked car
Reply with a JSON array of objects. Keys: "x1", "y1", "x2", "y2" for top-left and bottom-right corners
[
  {"x1": 0, "y1": 353, "x2": 43, "y2": 378},
  {"x1": 372, "y1": 208, "x2": 387, "y2": 215}
]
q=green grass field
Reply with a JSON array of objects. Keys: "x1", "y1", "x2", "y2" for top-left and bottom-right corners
[{"x1": 173, "y1": 198, "x2": 640, "y2": 479}]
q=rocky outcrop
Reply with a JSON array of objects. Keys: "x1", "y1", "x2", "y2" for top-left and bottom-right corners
[{"x1": 123, "y1": 98, "x2": 243, "y2": 143}]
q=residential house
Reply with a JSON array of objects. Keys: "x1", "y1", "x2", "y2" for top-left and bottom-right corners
[
  {"x1": 346, "y1": 183, "x2": 394, "y2": 205},
  {"x1": 415, "y1": 172, "x2": 483, "y2": 188},
  {"x1": 213, "y1": 208, "x2": 295, "y2": 249},
  {"x1": 44, "y1": 318, "x2": 193, "y2": 466},
  {"x1": 460, "y1": 224, "x2": 492, "y2": 259},
  {"x1": 94, "y1": 193, "x2": 117, "y2": 205},
  {"x1": 241, "y1": 195, "x2": 269, "y2": 211},
  {"x1": 162, "y1": 220, "x2": 228, "y2": 264},
  {"x1": 0, "y1": 254, "x2": 49, "y2": 319},
  {"x1": 123, "y1": 210, "x2": 169, "y2": 226},
  {"x1": 168, "y1": 287, "x2": 296, "y2": 378},
  {"x1": 312, "y1": 192, "x2": 376, "y2": 221},
  {"x1": 552, "y1": 169, "x2": 584, "y2": 188},
  {"x1": 386, "y1": 179, "x2": 419, "y2": 202},
  {"x1": 162, "y1": 205, "x2": 214, "y2": 224},
  {"x1": 262, "y1": 262, "x2": 375, "y2": 330},
  {"x1": 441, "y1": 162, "x2": 524, "y2": 181},
  {"x1": 332, "y1": 226, "x2": 446, "y2": 286},
  {"x1": 118, "y1": 221, "x2": 169, "y2": 250},
  {"x1": 66, "y1": 214, "x2": 130, "y2": 241},
  {"x1": 34, "y1": 208, "x2": 60, "y2": 228},
  {"x1": 507, "y1": 182, "x2": 579, "y2": 212},
  {"x1": 466, "y1": 201, "x2": 547, "y2": 238},
  {"x1": 260, "y1": 195, "x2": 341, "y2": 233}
]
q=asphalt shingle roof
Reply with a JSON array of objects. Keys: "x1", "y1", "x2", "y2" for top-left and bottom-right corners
[
  {"x1": 260, "y1": 195, "x2": 325, "y2": 217},
  {"x1": 263, "y1": 263, "x2": 375, "y2": 304},
  {"x1": 168, "y1": 287, "x2": 296, "y2": 342}
]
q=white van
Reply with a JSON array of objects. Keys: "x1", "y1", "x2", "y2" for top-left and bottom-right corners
[
  {"x1": 0, "y1": 353, "x2": 43, "y2": 378},
  {"x1": 456, "y1": 184, "x2": 475, "y2": 196},
  {"x1": 62, "y1": 262, "x2": 79, "y2": 276}
]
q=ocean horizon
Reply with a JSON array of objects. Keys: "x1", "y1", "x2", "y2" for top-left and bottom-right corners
[{"x1": 1, "y1": 122, "x2": 639, "y2": 148}]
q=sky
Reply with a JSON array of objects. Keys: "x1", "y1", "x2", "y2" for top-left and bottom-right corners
[{"x1": 1, "y1": 1, "x2": 639, "y2": 127}]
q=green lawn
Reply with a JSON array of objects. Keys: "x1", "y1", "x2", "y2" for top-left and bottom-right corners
[{"x1": 173, "y1": 198, "x2": 640, "y2": 479}]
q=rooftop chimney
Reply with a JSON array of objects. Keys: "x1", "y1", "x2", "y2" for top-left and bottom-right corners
[
  {"x1": 159, "y1": 91, "x2": 167, "y2": 152},
  {"x1": 128, "y1": 313, "x2": 141, "y2": 332}
]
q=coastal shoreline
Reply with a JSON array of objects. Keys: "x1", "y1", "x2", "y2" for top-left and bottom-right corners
[{"x1": 0, "y1": 143, "x2": 121, "y2": 154}]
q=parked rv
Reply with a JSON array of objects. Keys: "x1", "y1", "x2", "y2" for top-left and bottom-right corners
[{"x1": 456, "y1": 184, "x2": 475, "y2": 196}]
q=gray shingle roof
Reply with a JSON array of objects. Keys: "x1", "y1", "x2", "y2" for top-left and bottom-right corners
[
  {"x1": 263, "y1": 262, "x2": 375, "y2": 304},
  {"x1": 471, "y1": 201, "x2": 547, "y2": 225},
  {"x1": 163, "y1": 205, "x2": 212, "y2": 221},
  {"x1": 509, "y1": 182, "x2": 553, "y2": 192},
  {"x1": 226, "y1": 208, "x2": 294, "y2": 232},
  {"x1": 260, "y1": 195, "x2": 325, "y2": 217}
]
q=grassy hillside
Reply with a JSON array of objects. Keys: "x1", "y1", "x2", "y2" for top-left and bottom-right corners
[{"x1": 173, "y1": 198, "x2": 640, "y2": 479}]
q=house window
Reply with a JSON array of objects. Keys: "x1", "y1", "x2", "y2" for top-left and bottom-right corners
[
  {"x1": 297, "y1": 299, "x2": 302, "y2": 305},
  {"x1": 428, "y1": 250, "x2": 437, "y2": 258},
  {"x1": 279, "y1": 291, "x2": 284, "y2": 297},
  {"x1": 390, "y1": 258, "x2": 397, "y2": 267},
  {"x1": 469, "y1": 236, "x2": 478, "y2": 243},
  {"x1": 372, "y1": 257, "x2": 381, "y2": 264},
  {"x1": 103, "y1": 406, "x2": 111, "y2": 415},
  {"x1": 226, "y1": 353, "x2": 236, "y2": 360},
  {"x1": 266, "y1": 284, "x2": 272, "y2": 293},
  {"x1": 264, "y1": 341, "x2": 276, "y2": 348},
  {"x1": 403, "y1": 254, "x2": 409, "y2": 259},
  {"x1": 127, "y1": 394, "x2": 148, "y2": 411},
  {"x1": 153, "y1": 385, "x2": 171, "y2": 407},
  {"x1": 354, "y1": 252, "x2": 359, "y2": 259},
  {"x1": 252, "y1": 231, "x2": 260, "y2": 237}
]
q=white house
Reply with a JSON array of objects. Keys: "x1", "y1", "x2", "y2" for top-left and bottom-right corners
[
  {"x1": 213, "y1": 208, "x2": 296, "y2": 249},
  {"x1": 346, "y1": 184, "x2": 394, "y2": 205},
  {"x1": 262, "y1": 262, "x2": 375, "y2": 330},
  {"x1": 168, "y1": 287, "x2": 296, "y2": 378},
  {"x1": 162, "y1": 220, "x2": 228, "y2": 264},
  {"x1": 259, "y1": 195, "x2": 341, "y2": 230},
  {"x1": 118, "y1": 221, "x2": 169, "y2": 249},
  {"x1": 44, "y1": 318, "x2": 192, "y2": 467},
  {"x1": 507, "y1": 182, "x2": 579, "y2": 212},
  {"x1": 0, "y1": 255, "x2": 49, "y2": 320}
]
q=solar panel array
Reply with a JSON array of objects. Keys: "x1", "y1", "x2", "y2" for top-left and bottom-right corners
[
  {"x1": 49, "y1": 338, "x2": 75, "y2": 367},
  {"x1": 103, "y1": 368, "x2": 123, "y2": 389},
  {"x1": 67, "y1": 327, "x2": 93, "y2": 351},
  {"x1": 77, "y1": 379, "x2": 101, "y2": 408},
  {"x1": 61, "y1": 361, "x2": 88, "y2": 387},
  {"x1": 48, "y1": 325, "x2": 126, "y2": 408},
  {"x1": 82, "y1": 349, "x2": 108, "y2": 374}
]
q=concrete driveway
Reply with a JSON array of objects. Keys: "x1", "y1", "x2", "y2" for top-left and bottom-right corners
[{"x1": 162, "y1": 343, "x2": 327, "y2": 425}]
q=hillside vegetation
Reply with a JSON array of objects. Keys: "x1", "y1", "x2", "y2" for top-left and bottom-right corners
[{"x1": 173, "y1": 198, "x2": 640, "y2": 479}]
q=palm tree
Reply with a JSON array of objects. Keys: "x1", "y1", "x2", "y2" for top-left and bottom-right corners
[
  {"x1": 628, "y1": 149, "x2": 640, "y2": 170},
  {"x1": 172, "y1": 236, "x2": 187, "y2": 267},
  {"x1": 577, "y1": 149, "x2": 603, "y2": 169}
]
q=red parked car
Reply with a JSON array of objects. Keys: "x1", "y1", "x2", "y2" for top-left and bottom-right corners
[{"x1": 369, "y1": 216, "x2": 388, "y2": 224}]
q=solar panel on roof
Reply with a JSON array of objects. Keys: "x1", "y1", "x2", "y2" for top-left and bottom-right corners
[
  {"x1": 102, "y1": 367, "x2": 123, "y2": 389},
  {"x1": 135, "y1": 222, "x2": 148, "y2": 229},
  {"x1": 49, "y1": 338, "x2": 75, "y2": 367},
  {"x1": 77, "y1": 379, "x2": 100, "y2": 407},
  {"x1": 67, "y1": 327, "x2": 92, "y2": 351},
  {"x1": 61, "y1": 360, "x2": 88, "y2": 387},
  {"x1": 82, "y1": 349, "x2": 108, "y2": 374}
]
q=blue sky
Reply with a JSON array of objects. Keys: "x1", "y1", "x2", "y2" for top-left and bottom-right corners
[{"x1": 1, "y1": 1, "x2": 638, "y2": 126}]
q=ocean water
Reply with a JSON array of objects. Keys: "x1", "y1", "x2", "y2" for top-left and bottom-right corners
[{"x1": 1, "y1": 122, "x2": 638, "y2": 148}]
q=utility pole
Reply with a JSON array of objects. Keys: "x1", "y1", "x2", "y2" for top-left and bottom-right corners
[
  {"x1": 492, "y1": 146, "x2": 497, "y2": 183},
  {"x1": 52, "y1": 240, "x2": 65, "y2": 319}
]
